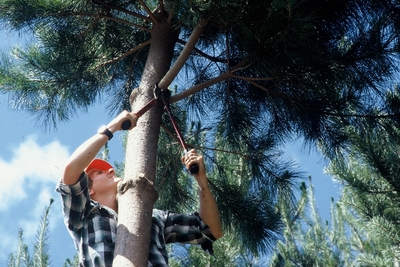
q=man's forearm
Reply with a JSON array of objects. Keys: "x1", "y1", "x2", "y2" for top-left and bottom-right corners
[
  {"x1": 62, "y1": 111, "x2": 137, "y2": 185},
  {"x1": 198, "y1": 181, "x2": 223, "y2": 239},
  {"x1": 63, "y1": 133, "x2": 110, "y2": 185},
  {"x1": 182, "y1": 149, "x2": 223, "y2": 239}
]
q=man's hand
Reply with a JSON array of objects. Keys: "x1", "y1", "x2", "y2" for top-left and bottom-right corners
[
  {"x1": 182, "y1": 149, "x2": 223, "y2": 239},
  {"x1": 107, "y1": 110, "x2": 138, "y2": 133},
  {"x1": 182, "y1": 149, "x2": 208, "y2": 187},
  {"x1": 63, "y1": 110, "x2": 137, "y2": 185}
]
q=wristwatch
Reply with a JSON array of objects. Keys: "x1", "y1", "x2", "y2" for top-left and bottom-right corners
[{"x1": 98, "y1": 126, "x2": 113, "y2": 141}]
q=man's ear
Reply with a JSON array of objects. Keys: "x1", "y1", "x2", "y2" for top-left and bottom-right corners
[
  {"x1": 107, "y1": 168, "x2": 116, "y2": 177},
  {"x1": 89, "y1": 189, "x2": 95, "y2": 196}
]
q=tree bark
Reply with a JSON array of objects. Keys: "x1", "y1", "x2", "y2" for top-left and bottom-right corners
[{"x1": 113, "y1": 7, "x2": 178, "y2": 267}]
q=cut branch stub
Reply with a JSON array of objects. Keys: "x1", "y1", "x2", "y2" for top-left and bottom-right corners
[
  {"x1": 117, "y1": 173, "x2": 159, "y2": 204},
  {"x1": 113, "y1": 174, "x2": 159, "y2": 266}
]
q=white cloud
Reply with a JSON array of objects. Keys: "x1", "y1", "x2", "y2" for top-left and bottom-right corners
[
  {"x1": 0, "y1": 136, "x2": 71, "y2": 263},
  {"x1": 19, "y1": 188, "x2": 55, "y2": 239},
  {"x1": 0, "y1": 135, "x2": 69, "y2": 211}
]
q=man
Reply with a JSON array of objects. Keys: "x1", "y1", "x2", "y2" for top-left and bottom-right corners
[{"x1": 56, "y1": 110, "x2": 223, "y2": 267}]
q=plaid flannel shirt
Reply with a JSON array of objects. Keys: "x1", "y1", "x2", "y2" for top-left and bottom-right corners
[{"x1": 56, "y1": 172, "x2": 215, "y2": 267}]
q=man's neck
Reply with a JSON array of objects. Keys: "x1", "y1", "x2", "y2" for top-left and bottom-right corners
[{"x1": 95, "y1": 195, "x2": 118, "y2": 214}]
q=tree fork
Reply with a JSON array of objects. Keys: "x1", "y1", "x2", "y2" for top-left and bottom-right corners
[{"x1": 113, "y1": 4, "x2": 179, "y2": 266}]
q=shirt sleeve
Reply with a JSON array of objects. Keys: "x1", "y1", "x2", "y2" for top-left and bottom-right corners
[
  {"x1": 159, "y1": 210, "x2": 216, "y2": 255},
  {"x1": 55, "y1": 172, "x2": 93, "y2": 232}
]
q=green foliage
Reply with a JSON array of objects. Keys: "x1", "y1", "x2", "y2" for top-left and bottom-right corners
[
  {"x1": 267, "y1": 103, "x2": 400, "y2": 266},
  {"x1": 267, "y1": 178, "x2": 383, "y2": 267},
  {"x1": 1, "y1": 0, "x2": 400, "y2": 260},
  {"x1": 62, "y1": 254, "x2": 79, "y2": 267},
  {"x1": 169, "y1": 232, "x2": 268, "y2": 267},
  {"x1": 325, "y1": 111, "x2": 400, "y2": 266},
  {"x1": 7, "y1": 199, "x2": 80, "y2": 267},
  {"x1": 8, "y1": 230, "x2": 31, "y2": 267},
  {"x1": 33, "y1": 198, "x2": 53, "y2": 267},
  {"x1": 0, "y1": 0, "x2": 399, "y2": 147},
  {"x1": 0, "y1": 0, "x2": 151, "y2": 128},
  {"x1": 8, "y1": 199, "x2": 54, "y2": 267},
  {"x1": 154, "y1": 100, "x2": 298, "y2": 253}
]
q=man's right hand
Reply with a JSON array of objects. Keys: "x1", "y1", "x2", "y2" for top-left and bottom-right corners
[
  {"x1": 62, "y1": 110, "x2": 138, "y2": 185},
  {"x1": 107, "y1": 110, "x2": 138, "y2": 133}
]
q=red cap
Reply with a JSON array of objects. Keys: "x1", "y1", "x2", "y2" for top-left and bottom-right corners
[{"x1": 85, "y1": 158, "x2": 113, "y2": 175}]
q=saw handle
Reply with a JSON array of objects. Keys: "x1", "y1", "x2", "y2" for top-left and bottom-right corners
[
  {"x1": 188, "y1": 163, "x2": 199, "y2": 174},
  {"x1": 121, "y1": 120, "x2": 132, "y2": 130},
  {"x1": 184, "y1": 149, "x2": 199, "y2": 175},
  {"x1": 121, "y1": 112, "x2": 139, "y2": 130}
]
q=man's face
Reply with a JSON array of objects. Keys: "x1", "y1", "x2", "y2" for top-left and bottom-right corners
[{"x1": 88, "y1": 168, "x2": 121, "y2": 198}]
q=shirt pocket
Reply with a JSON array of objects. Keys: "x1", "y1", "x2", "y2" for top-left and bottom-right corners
[{"x1": 88, "y1": 214, "x2": 117, "y2": 245}]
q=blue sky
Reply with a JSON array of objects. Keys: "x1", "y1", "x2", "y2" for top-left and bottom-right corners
[
  {"x1": 0, "y1": 30, "x2": 341, "y2": 266},
  {"x1": 0, "y1": 27, "x2": 127, "y2": 263},
  {"x1": 0, "y1": 92, "x2": 127, "y2": 265}
]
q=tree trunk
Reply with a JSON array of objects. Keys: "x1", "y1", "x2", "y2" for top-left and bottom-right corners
[{"x1": 113, "y1": 9, "x2": 178, "y2": 267}]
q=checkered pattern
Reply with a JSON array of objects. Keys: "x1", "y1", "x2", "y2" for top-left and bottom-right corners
[{"x1": 56, "y1": 173, "x2": 215, "y2": 267}]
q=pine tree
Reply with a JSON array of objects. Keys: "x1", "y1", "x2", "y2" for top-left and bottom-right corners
[
  {"x1": 8, "y1": 199, "x2": 54, "y2": 267},
  {"x1": 1, "y1": 0, "x2": 400, "y2": 265},
  {"x1": 326, "y1": 104, "x2": 400, "y2": 266},
  {"x1": 269, "y1": 87, "x2": 400, "y2": 266}
]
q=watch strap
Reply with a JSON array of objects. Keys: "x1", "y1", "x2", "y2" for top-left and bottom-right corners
[{"x1": 99, "y1": 126, "x2": 113, "y2": 140}]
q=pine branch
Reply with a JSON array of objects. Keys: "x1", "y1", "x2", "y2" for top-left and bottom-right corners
[
  {"x1": 225, "y1": 30, "x2": 231, "y2": 71},
  {"x1": 324, "y1": 111, "x2": 400, "y2": 119},
  {"x1": 176, "y1": 39, "x2": 226, "y2": 63},
  {"x1": 96, "y1": 39, "x2": 151, "y2": 67},
  {"x1": 48, "y1": 11, "x2": 152, "y2": 32},
  {"x1": 160, "y1": 123, "x2": 254, "y2": 158},
  {"x1": 33, "y1": 198, "x2": 54, "y2": 267},
  {"x1": 159, "y1": 18, "x2": 209, "y2": 90},
  {"x1": 76, "y1": 17, "x2": 101, "y2": 38},
  {"x1": 15, "y1": 229, "x2": 25, "y2": 267},
  {"x1": 194, "y1": 145, "x2": 250, "y2": 159},
  {"x1": 92, "y1": 0, "x2": 152, "y2": 23},
  {"x1": 95, "y1": 14, "x2": 152, "y2": 32},
  {"x1": 231, "y1": 74, "x2": 283, "y2": 97},
  {"x1": 170, "y1": 70, "x2": 231, "y2": 102},
  {"x1": 138, "y1": 0, "x2": 158, "y2": 24},
  {"x1": 232, "y1": 75, "x2": 275, "y2": 82},
  {"x1": 170, "y1": 57, "x2": 251, "y2": 102}
]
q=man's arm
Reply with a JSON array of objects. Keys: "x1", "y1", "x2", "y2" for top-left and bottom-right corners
[
  {"x1": 182, "y1": 150, "x2": 223, "y2": 239},
  {"x1": 62, "y1": 111, "x2": 137, "y2": 185}
]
